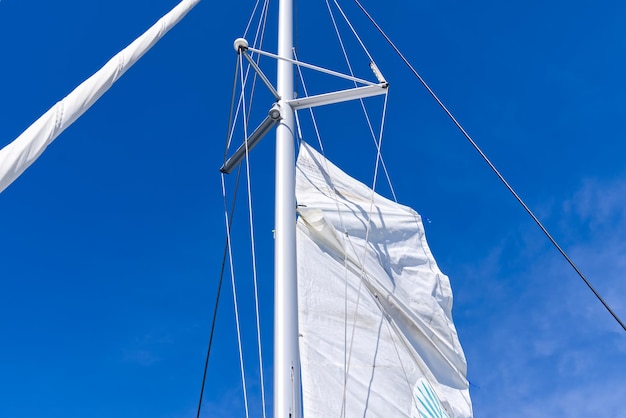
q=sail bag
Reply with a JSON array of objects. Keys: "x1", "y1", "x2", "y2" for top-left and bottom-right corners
[{"x1": 296, "y1": 142, "x2": 472, "y2": 417}]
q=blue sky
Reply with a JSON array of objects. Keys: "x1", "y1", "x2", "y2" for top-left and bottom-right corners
[{"x1": 1, "y1": 0, "x2": 626, "y2": 417}]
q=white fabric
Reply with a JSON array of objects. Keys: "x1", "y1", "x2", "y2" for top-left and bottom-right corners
[
  {"x1": 296, "y1": 142, "x2": 472, "y2": 417},
  {"x1": 0, "y1": 0, "x2": 200, "y2": 193}
]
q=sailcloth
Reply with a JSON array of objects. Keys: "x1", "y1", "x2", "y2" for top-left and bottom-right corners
[
  {"x1": 0, "y1": 0, "x2": 200, "y2": 194},
  {"x1": 296, "y1": 142, "x2": 472, "y2": 417}
]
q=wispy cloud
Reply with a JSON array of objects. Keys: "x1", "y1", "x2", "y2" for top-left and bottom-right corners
[
  {"x1": 120, "y1": 332, "x2": 174, "y2": 367},
  {"x1": 459, "y1": 176, "x2": 626, "y2": 416}
]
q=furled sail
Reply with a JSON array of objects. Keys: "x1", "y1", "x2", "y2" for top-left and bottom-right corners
[
  {"x1": 296, "y1": 142, "x2": 472, "y2": 417},
  {"x1": 0, "y1": 0, "x2": 200, "y2": 194}
]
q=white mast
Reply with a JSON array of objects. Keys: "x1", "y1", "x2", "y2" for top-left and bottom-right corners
[{"x1": 274, "y1": 0, "x2": 301, "y2": 416}]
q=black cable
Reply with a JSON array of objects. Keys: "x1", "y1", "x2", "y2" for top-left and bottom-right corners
[
  {"x1": 195, "y1": 166, "x2": 243, "y2": 418},
  {"x1": 199, "y1": 8, "x2": 274, "y2": 414},
  {"x1": 197, "y1": 56, "x2": 246, "y2": 417},
  {"x1": 353, "y1": 0, "x2": 626, "y2": 332}
]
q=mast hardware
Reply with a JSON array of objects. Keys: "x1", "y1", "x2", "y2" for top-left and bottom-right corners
[
  {"x1": 235, "y1": 38, "x2": 281, "y2": 101},
  {"x1": 233, "y1": 37, "x2": 249, "y2": 52},
  {"x1": 239, "y1": 45, "x2": 389, "y2": 111},
  {"x1": 241, "y1": 48, "x2": 281, "y2": 101},
  {"x1": 220, "y1": 104, "x2": 282, "y2": 174},
  {"x1": 286, "y1": 84, "x2": 387, "y2": 110},
  {"x1": 370, "y1": 62, "x2": 387, "y2": 84}
]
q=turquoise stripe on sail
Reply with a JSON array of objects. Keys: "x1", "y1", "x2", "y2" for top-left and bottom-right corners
[{"x1": 412, "y1": 380, "x2": 450, "y2": 418}]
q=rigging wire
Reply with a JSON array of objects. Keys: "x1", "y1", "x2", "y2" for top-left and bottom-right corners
[
  {"x1": 315, "y1": 2, "x2": 406, "y2": 408},
  {"x1": 340, "y1": 92, "x2": 389, "y2": 417},
  {"x1": 294, "y1": 39, "x2": 398, "y2": 413},
  {"x1": 226, "y1": 0, "x2": 271, "y2": 153},
  {"x1": 197, "y1": 4, "x2": 272, "y2": 414},
  {"x1": 239, "y1": 50, "x2": 269, "y2": 418},
  {"x1": 242, "y1": 0, "x2": 263, "y2": 38},
  {"x1": 292, "y1": 54, "x2": 350, "y2": 415},
  {"x1": 297, "y1": 40, "x2": 392, "y2": 410},
  {"x1": 352, "y1": 0, "x2": 626, "y2": 332},
  {"x1": 223, "y1": 169, "x2": 251, "y2": 418},
  {"x1": 245, "y1": 0, "x2": 271, "y2": 123},
  {"x1": 195, "y1": 165, "x2": 243, "y2": 418},
  {"x1": 197, "y1": 55, "x2": 245, "y2": 418},
  {"x1": 245, "y1": 6, "x2": 272, "y2": 415},
  {"x1": 330, "y1": 0, "x2": 373, "y2": 62},
  {"x1": 325, "y1": 0, "x2": 397, "y2": 202},
  {"x1": 292, "y1": 51, "x2": 325, "y2": 155},
  {"x1": 224, "y1": 58, "x2": 241, "y2": 158}
]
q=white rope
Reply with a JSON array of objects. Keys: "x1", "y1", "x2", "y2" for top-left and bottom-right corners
[
  {"x1": 242, "y1": 0, "x2": 262, "y2": 38},
  {"x1": 226, "y1": 79, "x2": 244, "y2": 152},
  {"x1": 330, "y1": 0, "x2": 374, "y2": 62},
  {"x1": 226, "y1": 0, "x2": 271, "y2": 152},
  {"x1": 218, "y1": 8, "x2": 272, "y2": 414},
  {"x1": 238, "y1": 53, "x2": 268, "y2": 418},
  {"x1": 244, "y1": 12, "x2": 274, "y2": 414},
  {"x1": 325, "y1": 0, "x2": 397, "y2": 202},
  {"x1": 245, "y1": 0, "x2": 271, "y2": 124},
  {"x1": 293, "y1": 51, "x2": 325, "y2": 155},
  {"x1": 371, "y1": 92, "x2": 389, "y2": 196},
  {"x1": 225, "y1": 57, "x2": 253, "y2": 152},
  {"x1": 220, "y1": 173, "x2": 251, "y2": 418},
  {"x1": 251, "y1": 0, "x2": 271, "y2": 50},
  {"x1": 294, "y1": 41, "x2": 393, "y2": 416},
  {"x1": 216, "y1": 10, "x2": 271, "y2": 411},
  {"x1": 340, "y1": 91, "x2": 389, "y2": 417},
  {"x1": 313, "y1": 3, "x2": 397, "y2": 411}
]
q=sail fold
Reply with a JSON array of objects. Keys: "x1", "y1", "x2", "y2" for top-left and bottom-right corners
[
  {"x1": 296, "y1": 142, "x2": 472, "y2": 417},
  {"x1": 0, "y1": 0, "x2": 200, "y2": 194}
]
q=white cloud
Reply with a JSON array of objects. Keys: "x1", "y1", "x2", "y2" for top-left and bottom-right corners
[{"x1": 460, "y1": 176, "x2": 626, "y2": 416}]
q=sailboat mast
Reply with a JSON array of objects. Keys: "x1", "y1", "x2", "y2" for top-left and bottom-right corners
[{"x1": 274, "y1": 0, "x2": 301, "y2": 417}]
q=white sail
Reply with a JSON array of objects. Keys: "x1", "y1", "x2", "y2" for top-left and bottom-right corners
[
  {"x1": 0, "y1": 0, "x2": 200, "y2": 194},
  {"x1": 296, "y1": 142, "x2": 472, "y2": 417}
]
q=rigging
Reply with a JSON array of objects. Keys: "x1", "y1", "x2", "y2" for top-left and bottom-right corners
[
  {"x1": 196, "y1": 2, "x2": 272, "y2": 417},
  {"x1": 352, "y1": 0, "x2": 626, "y2": 332}
]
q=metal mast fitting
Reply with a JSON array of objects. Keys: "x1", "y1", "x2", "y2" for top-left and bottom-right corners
[
  {"x1": 220, "y1": 104, "x2": 282, "y2": 174},
  {"x1": 370, "y1": 62, "x2": 387, "y2": 84},
  {"x1": 233, "y1": 37, "x2": 249, "y2": 52}
]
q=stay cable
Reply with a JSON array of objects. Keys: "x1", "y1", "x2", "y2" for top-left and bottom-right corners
[{"x1": 353, "y1": 0, "x2": 626, "y2": 332}]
